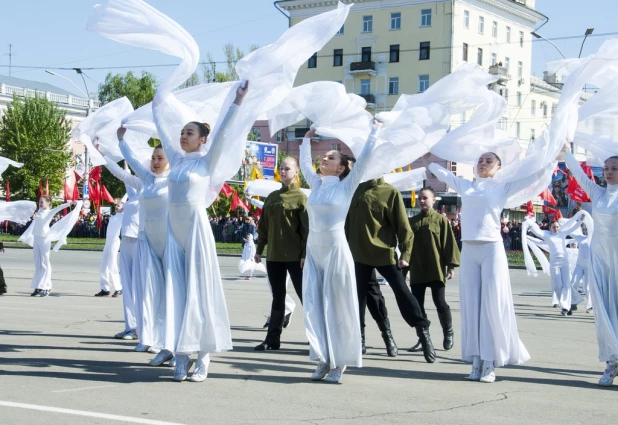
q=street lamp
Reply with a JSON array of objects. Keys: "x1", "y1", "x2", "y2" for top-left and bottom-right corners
[
  {"x1": 531, "y1": 31, "x2": 566, "y2": 59},
  {"x1": 579, "y1": 28, "x2": 594, "y2": 58}
]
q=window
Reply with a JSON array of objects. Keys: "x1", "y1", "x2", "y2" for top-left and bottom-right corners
[
  {"x1": 331, "y1": 143, "x2": 341, "y2": 151},
  {"x1": 517, "y1": 61, "x2": 523, "y2": 78},
  {"x1": 530, "y1": 129, "x2": 536, "y2": 141},
  {"x1": 361, "y1": 47, "x2": 372, "y2": 62},
  {"x1": 497, "y1": 117, "x2": 507, "y2": 131},
  {"x1": 492, "y1": 21, "x2": 498, "y2": 38},
  {"x1": 504, "y1": 88, "x2": 509, "y2": 104},
  {"x1": 531, "y1": 99, "x2": 536, "y2": 116},
  {"x1": 543, "y1": 103, "x2": 548, "y2": 118},
  {"x1": 505, "y1": 57, "x2": 510, "y2": 71},
  {"x1": 308, "y1": 52, "x2": 317, "y2": 68},
  {"x1": 460, "y1": 111, "x2": 466, "y2": 123},
  {"x1": 519, "y1": 31, "x2": 524, "y2": 47},
  {"x1": 516, "y1": 122, "x2": 521, "y2": 138},
  {"x1": 491, "y1": 53, "x2": 497, "y2": 66},
  {"x1": 462, "y1": 43, "x2": 469, "y2": 61},
  {"x1": 389, "y1": 45, "x2": 400, "y2": 63},
  {"x1": 418, "y1": 75, "x2": 430, "y2": 92},
  {"x1": 421, "y1": 9, "x2": 432, "y2": 27},
  {"x1": 360, "y1": 79, "x2": 371, "y2": 95},
  {"x1": 506, "y1": 26, "x2": 511, "y2": 43},
  {"x1": 419, "y1": 42, "x2": 430, "y2": 60},
  {"x1": 333, "y1": 49, "x2": 343, "y2": 67},
  {"x1": 477, "y1": 48, "x2": 483, "y2": 66},
  {"x1": 389, "y1": 77, "x2": 399, "y2": 95},
  {"x1": 391, "y1": 12, "x2": 401, "y2": 30},
  {"x1": 463, "y1": 10, "x2": 470, "y2": 28},
  {"x1": 551, "y1": 103, "x2": 557, "y2": 117},
  {"x1": 336, "y1": 25, "x2": 344, "y2": 35},
  {"x1": 363, "y1": 15, "x2": 373, "y2": 33},
  {"x1": 517, "y1": 91, "x2": 522, "y2": 106},
  {"x1": 478, "y1": 16, "x2": 485, "y2": 34}
]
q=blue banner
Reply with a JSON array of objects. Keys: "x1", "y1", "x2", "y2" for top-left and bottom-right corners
[{"x1": 234, "y1": 141, "x2": 278, "y2": 181}]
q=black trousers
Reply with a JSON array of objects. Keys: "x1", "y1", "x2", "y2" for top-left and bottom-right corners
[
  {"x1": 410, "y1": 281, "x2": 450, "y2": 317},
  {"x1": 359, "y1": 269, "x2": 389, "y2": 330},
  {"x1": 0, "y1": 266, "x2": 5, "y2": 293},
  {"x1": 265, "y1": 261, "x2": 303, "y2": 311},
  {"x1": 355, "y1": 262, "x2": 430, "y2": 329}
]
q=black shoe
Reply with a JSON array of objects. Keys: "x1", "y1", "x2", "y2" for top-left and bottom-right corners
[
  {"x1": 377, "y1": 319, "x2": 398, "y2": 357},
  {"x1": 408, "y1": 340, "x2": 423, "y2": 352},
  {"x1": 361, "y1": 329, "x2": 367, "y2": 354},
  {"x1": 0, "y1": 290, "x2": 6, "y2": 295},
  {"x1": 561, "y1": 308, "x2": 568, "y2": 316},
  {"x1": 570, "y1": 304, "x2": 578, "y2": 311},
  {"x1": 112, "y1": 290, "x2": 122, "y2": 298},
  {"x1": 567, "y1": 309, "x2": 573, "y2": 316},
  {"x1": 254, "y1": 341, "x2": 280, "y2": 351},
  {"x1": 30, "y1": 289, "x2": 41, "y2": 297},
  {"x1": 95, "y1": 290, "x2": 111, "y2": 297},
  {"x1": 553, "y1": 304, "x2": 559, "y2": 308},
  {"x1": 438, "y1": 310, "x2": 454, "y2": 351},
  {"x1": 416, "y1": 326, "x2": 436, "y2": 363},
  {"x1": 40, "y1": 290, "x2": 51, "y2": 297},
  {"x1": 282, "y1": 312, "x2": 292, "y2": 329},
  {"x1": 256, "y1": 309, "x2": 284, "y2": 351}
]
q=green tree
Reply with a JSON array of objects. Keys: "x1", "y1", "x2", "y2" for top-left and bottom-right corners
[
  {"x1": 0, "y1": 94, "x2": 72, "y2": 200},
  {"x1": 202, "y1": 43, "x2": 259, "y2": 83},
  {"x1": 177, "y1": 72, "x2": 200, "y2": 90},
  {"x1": 98, "y1": 71, "x2": 158, "y2": 109}
]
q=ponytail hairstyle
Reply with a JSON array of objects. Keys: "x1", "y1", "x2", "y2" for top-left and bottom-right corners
[
  {"x1": 189, "y1": 121, "x2": 211, "y2": 142},
  {"x1": 337, "y1": 151, "x2": 351, "y2": 181}
]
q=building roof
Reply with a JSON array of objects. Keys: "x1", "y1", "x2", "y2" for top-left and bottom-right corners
[{"x1": 0, "y1": 74, "x2": 81, "y2": 98}]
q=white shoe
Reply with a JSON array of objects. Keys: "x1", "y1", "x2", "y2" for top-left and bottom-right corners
[
  {"x1": 324, "y1": 366, "x2": 346, "y2": 384},
  {"x1": 480, "y1": 364, "x2": 496, "y2": 383},
  {"x1": 168, "y1": 357, "x2": 176, "y2": 367},
  {"x1": 173, "y1": 359, "x2": 194, "y2": 382},
  {"x1": 465, "y1": 366, "x2": 482, "y2": 381},
  {"x1": 598, "y1": 363, "x2": 617, "y2": 387},
  {"x1": 134, "y1": 343, "x2": 150, "y2": 352},
  {"x1": 122, "y1": 332, "x2": 138, "y2": 340},
  {"x1": 148, "y1": 347, "x2": 161, "y2": 354},
  {"x1": 189, "y1": 357, "x2": 210, "y2": 382},
  {"x1": 149, "y1": 350, "x2": 174, "y2": 367},
  {"x1": 311, "y1": 362, "x2": 330, "y2": 381}
]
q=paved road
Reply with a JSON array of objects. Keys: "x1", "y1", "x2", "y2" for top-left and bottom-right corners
[{"x1": 0, "y1": 249, "x2": 615, "y2": 425}]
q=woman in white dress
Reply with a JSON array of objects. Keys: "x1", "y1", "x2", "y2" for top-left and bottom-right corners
[
  {"x1": 563, "y1": 146, "x2": 618, "y2": 386},
  {"x1": 239, "y1": 234, "x2": 265, "y2": 280},
  {"x1": 95, "y1": 201, "x2": 123, "y2": 297},
  {"x1": 299, "y1": 124, "x2": 380, "y2": 384},
  {"x1": 114, "y1": 132, "x2": 174, "y2": 367},
  {"x1": 422, "y1": 152, "x2": 531, "y2": 383},
  {"x1": 158, "y1": 85, "x2": 249, "y2": 383}
]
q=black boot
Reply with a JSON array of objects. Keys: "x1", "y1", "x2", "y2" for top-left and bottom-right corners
[
  {"x1": 438, "y1": 310, "x2": 454, "y2": 351},
  {"x1": 361, "y1": 328, "x2": 367, "y2": 354},
  {"x1": 416, "y1": 326, "x2": 436, "y2": 363},
  {"x1": 407, "y1": 340, "x2": 423, "y2": 352},
  {"x1": 377, "y1": 319, "x2": 398, "y2": 357},
  {"x1": 255, "y1": 309, "x2": 284, "y2": 351}
]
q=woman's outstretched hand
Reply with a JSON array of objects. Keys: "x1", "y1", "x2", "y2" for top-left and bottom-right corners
[
  {"x1": 117, "y1": 126, "x2": 127, "y2": 142},
  {"x1": 305, "y1": 129, "x2": 317, "y2": 139},
  {"x1": 234, "y1": 81, "x2": 250, "y2": 106}
]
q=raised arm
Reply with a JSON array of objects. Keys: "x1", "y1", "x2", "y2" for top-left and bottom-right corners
[
  {"x1": 524, "y1": 217, "x2": 546, "y2": 239},
  {"x1": 204, "y1": 103, "x2": 240, "y2": 171},
  {"x1": 558, "y1": 210, "x2": 585, "y2": 236},
  {"x1": 119, "y1": 139, "x2": 152, "y2": 183},
  {"x1": 428, "y1": 162, "x2": 470, "y2": 195},
  {"x1": 300, "y1": 138, "x2": 322, "y2": 189},
  {"x1": 564, "y1": 151, "x2": 602, "y2": 201},
  {"x1": 103, "y1": 156, "x2": 142, "y2": 192},
  {"x1": 49, "y1": 202, "x2": 72, "y2": 217},
  {"x1": 341, "y1": 125, "x2": 380, "y2": 194}
]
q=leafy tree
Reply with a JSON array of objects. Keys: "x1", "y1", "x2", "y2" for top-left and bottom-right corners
[
  {"x1": 0, "y1": 94, "x2": 72, "y2": 200},
  {"x1": 202, "y1": 43, "x2": 259, "y2": 83},
  {"x1": 98, "y1": 71, "x2": 158, "y2": 109},
  {"x1": 177, "y1": 72, "x2": 200, "y2": 90}
]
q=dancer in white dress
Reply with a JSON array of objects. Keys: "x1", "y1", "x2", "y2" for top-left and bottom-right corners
[
  {"x1": 523, "y1": 213, "x2": 588, "y2": 315},
  {"x1": 563, "y1": 146, "x2": 618, "y2": 386},
  {"x1": 95, "y1": 202, "x2": 123, "y2": 297},
  {"x1": 300, "y1": 124, "x2": 381, "y2": 384},
  {"x1": 20, "y1": 197, "x2": 81, "y2": 297},
  {"x1": 115, "y1": 132, "x2": 174, "y2": 366},
  {"x1": 422, "y1": 152, "x2": 531, "y2": 383},
  {"x1": 571, "y1": 225, "x2": 593, "y2": 313},
  {"x1": 159, "y1": 86, "x2": 249, "y2": 383},
  {"x1": 239, "y1": 234, "x2": 265, "y2": 280}
]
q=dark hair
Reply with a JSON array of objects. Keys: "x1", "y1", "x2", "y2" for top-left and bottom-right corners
[
  {"x1": 188, "y1": 121, "x2": 211, "y2": 140},
  {"x1": 154, "y1": 143, "x2": 163, "y2": 150},
  {"x1": 343, "y1": 154, "x2": 357, "y2": 165},
  {"x1": 40, "y1": 195, "x2": 52, "y2": 204},
  {"x1": 419, "y1": 186, "x2": 436, "y2": 197},
  {"x1": 606, "y1": 155, "x2": 618, "y2": 162},
  {"x1": 336, "y1": 151, "x2": 351, "y2": 180},
  {"x1": 486, "y1": 152, "x2": 502, "y2": 166}
]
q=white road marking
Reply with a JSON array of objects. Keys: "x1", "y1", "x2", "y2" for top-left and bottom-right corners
[
  {"x1": 51, "y1": 384, "x2": 117, "y2": 393},
  {"x1": 0, "y1": 401, "x2": 187, "y2": 425}
]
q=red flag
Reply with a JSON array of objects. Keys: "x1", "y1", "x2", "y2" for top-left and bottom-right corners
[
  {"x1": 567, "y1": 175, "x2": 591, "y2": 202},
  {"x1": 88, "y1": 180, "x2": 100, "y2": 203},
  {"x1": 45, "y1": 179, "x2": 49, "y2": 196},
  {"x1": 543, "y1": 206, "x2": 562, "y2": 219},
  {"x1": 74, "y1": 170, "x2": 82, "y2": 182},
  {"x1": 230, "y1": 191, "x2": 249, "y2": 212},
  {"x1": 539, "y1": 188, "x2": 557, "y2": 207},
  {"x1": 221, "y1": 183, "x2": 234, "y2": 197},
  {"x1": 101, "y1": 184, "x2": 115, "y2": 203},
  {"x1": 89, "y1": 166, "x2": 102, "y2": 182},
  {"x1": 526, "y1": 201, "x2": 534, "y2": 216},
  {"x1": 581, "y1": 161, "x2": 595, "y2": 180},
  {"x1": 39, "y1": 181, "x2": 43, "y2": 198}
]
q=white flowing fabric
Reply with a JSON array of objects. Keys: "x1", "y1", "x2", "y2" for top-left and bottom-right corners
[
  {"x1": 100, "y1": 212, "x2": 123, "y2": 292},
  {"x1": 238, "y1": 235, "x2": 266, "y2": 276},
  {"x1": 119, "y1": 139, "x2": 169, "y2": 349},
  {"x1": 250, "y1": 198, "x2": 264, "y2": 209},
  {"x1": 429, "y1": 163, "x2": 529, "y2": 367},
  {"x1": 246, "y1": 180, "x2": 283, "y2": 198},
  {"x1": 70, "y1": 97, "x2": 134, "y2": 165},
  {"x1": 0, "y1": 201, "x2": 36, "y2": 224},
  {"x1": 564, "y1": 152, "x2": 618, "y2": 363},
  {"x1": 0, "y1": 156, "x2": 23, "y2": 175},
  {"x1": 382, "y1": 168, "x2": 427, "y2": 192},
  {"x1": 300, "y1": 130, "x2": 380, "y2": 369}
]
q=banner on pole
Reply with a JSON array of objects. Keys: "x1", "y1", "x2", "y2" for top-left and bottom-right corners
[{"x1": 233, "y1": 141, "x2": 278, "y2": 181}]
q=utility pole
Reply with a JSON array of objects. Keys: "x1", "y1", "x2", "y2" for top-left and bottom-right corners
[{"x1": 8, "y1": 44, "x2": 11, "y2": 76}]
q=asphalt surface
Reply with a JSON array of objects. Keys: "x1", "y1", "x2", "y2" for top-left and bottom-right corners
[{"x1": 0, "y1": 249, "x2": 615, "y2": 425}]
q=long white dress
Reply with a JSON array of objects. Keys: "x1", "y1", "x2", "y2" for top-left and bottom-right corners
[
  {"x1": 238, "y1": 235, "x2": 266, "y2": 277},
  {"x1": 565, "y1": 152, "x2": 618, "y2": 363},
  {"x1": 429, "y1": 163, "x2": 530, "y2": 367},
  {"x1": 100, "y1": 212, "x2": 123, "y2": 292},
  {"x1": 119, "y1": 140, "x2": 169, "y2": 349},
  {"x1": 161, "y1": 106, "x2": 238, "y2": 356},
  {"x1": 299, "y1": 132, "x2": 378, "y2": 369}
]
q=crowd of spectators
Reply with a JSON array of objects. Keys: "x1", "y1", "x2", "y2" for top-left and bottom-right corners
[{"x1": 209, "y1": 215, "x2": 260, "y2": 245}]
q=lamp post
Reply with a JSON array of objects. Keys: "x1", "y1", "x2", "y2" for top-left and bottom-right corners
[
  {"x1": 579, "y1": 28, "x2": 594, "y2": 58},
  {"x1": 531, "y1": 32, "x2": 566, "y2": 59}
]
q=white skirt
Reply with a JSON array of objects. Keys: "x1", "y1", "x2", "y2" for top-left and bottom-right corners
[
  {"x1": 589, "y1": 243, "x2": 618, "y2": 363},
  {"x1": 135, "y1": 236, "x2": 166, "y2": 348}
]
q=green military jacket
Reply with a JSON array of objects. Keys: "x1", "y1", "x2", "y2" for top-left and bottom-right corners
[
  {"x1": 407, "y1": 209, "x2": 460, "y2": 284},
  {"x1": 256, "y1": 182, "x2": 309, "y2": 262},
  {"x1": 346, "y1": 177, "x2": 413, "y2": 267}
]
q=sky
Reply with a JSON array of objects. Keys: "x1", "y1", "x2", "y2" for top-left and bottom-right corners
[{"x1": 0, "y1": 0, "x2": 615, "y2": 97}]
